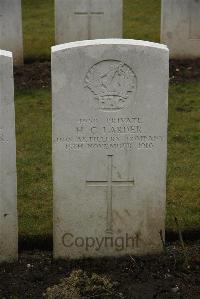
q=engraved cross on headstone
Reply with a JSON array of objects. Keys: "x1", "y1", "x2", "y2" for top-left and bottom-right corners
[
  {"x1": 86, "y1": 155, "x2": 135, "y2": 234},
  {"x1": 74, "y1": 0, "x2": 104, "y2": 39}
]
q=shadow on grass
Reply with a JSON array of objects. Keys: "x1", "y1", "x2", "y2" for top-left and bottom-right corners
[
  {"x1": 24, "y1": 56, "x2": 51, "y2": 64},
  {"x1": 19, "y1": 234, "x2": 53, "y2": 251}
]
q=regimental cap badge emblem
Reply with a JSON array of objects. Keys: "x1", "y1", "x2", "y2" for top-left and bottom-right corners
[{"x1": 85, "y1": 60, "x2": 137, "y2": 111}]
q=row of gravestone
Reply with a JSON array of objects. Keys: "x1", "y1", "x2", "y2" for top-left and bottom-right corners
[
  {"x1": 0, "y1": 38, "x2": 168, "y2": 262},
  {"x1": 0, "y1": 0, "x2": 200, "y2": 65}
]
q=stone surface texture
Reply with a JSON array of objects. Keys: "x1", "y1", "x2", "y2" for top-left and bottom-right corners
[
  {"x1": 0, "y1": 0, "x2": 23, "y2": 65},
  {"x1": 52, "y1": 39, "x2": 169, "y2": 259},
  {"x1": 161, "y1": 0, "x2": 200, "y2": 58},
  {"x1": 0, "y1": 50, "x2": 17, "y2": 263},
  {"x1": 55, "y1": 0, "x2": 122, "y2": 44}
]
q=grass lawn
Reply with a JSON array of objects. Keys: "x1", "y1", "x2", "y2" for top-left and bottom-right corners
[
  {"x1": 22, "y1": 0, "x2": 161, "y2": 61},
  {"x1": 167, "y1": 83, "x2": 200, "y2": 232},
  {"x1": 18, "y1": 0, "x2": 199, "y2": 239},
  {"x1": 16, "y1": 89, "x2": 52, "y2": 238},
  {"x1": 22, "y1": 0, "x2": 54, "y2": 62}
]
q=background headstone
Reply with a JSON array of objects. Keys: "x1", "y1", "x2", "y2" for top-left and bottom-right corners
[
  {"x1": 161, "y1": 0, "x2": 200, "y2": 58},
  {"x1": 0, "y1": 0, "x2": 23, "y2": 65},
  {"x1": 55, "y1": 0, "x2": 123, "y2": 44},
  {"x1": 0, "y1": 50, "x2": 18, "y2": 263},
  {"x1": 52, "y1": 39, "x2": 169, "y2": 259}
]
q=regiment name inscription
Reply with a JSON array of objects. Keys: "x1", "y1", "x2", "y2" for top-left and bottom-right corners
[{"x1": 55, "y1": 115, "x2": 165, "y2": 151}]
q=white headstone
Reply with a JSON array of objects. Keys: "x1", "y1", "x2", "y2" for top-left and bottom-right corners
[
  {"x1": 0, "y1": 0, "x2": 23, "y2": 65},
  {"x1": 52, "y1": 39, "x2": 169, "y2": 259},
  {"x1": 0, "y1": 50, "x2": 17, "y2": 263},
  {"x1": 55, "y1": 0, "x2": 122, "y2": 44},
  {"x1": 161, "y1": 0, "x2": 200, "y2": 58}
]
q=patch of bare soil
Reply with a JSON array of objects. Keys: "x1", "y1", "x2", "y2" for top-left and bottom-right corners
[
  {"x1": 169, "y1": 59, "x2": 200, "y2": 84},
  {"x1": 14, "y1": 59, "x2": 200, "y2": 90},
  {"x1": 14, "y1": 62, "x2": 51, "y2": 90},
  {"x1": 0, "y1": 242, "x2": 199, "y2": 298}
]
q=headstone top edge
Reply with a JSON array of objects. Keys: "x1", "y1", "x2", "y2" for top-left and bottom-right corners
[
  {"x1": 52, "y1": 39, "x2": 169, "y2": 53},
  {"x1": 0, "y1": 50, "x2": 13, "y2": 58}
]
